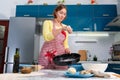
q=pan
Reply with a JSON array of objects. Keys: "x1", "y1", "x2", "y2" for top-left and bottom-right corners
[{"x1": 53, "y1": 53, "x2": 80, "y2": 66}]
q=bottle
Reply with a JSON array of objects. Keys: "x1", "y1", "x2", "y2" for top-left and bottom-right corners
[
  {"x1": 13, "y1": 48, "x2": 20, "y2": 73},
  {"x1": 93, "y1": 55, "x2": 97, "y2": 61}
]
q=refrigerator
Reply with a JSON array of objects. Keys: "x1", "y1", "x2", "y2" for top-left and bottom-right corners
[{"x1": 4, "y1": 17, "x2": 36, "y2": 73}]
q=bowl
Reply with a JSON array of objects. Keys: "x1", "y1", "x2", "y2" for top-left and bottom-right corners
[
  {"x1": 20, "y1": 67, "x2": 32, "y2": 74},
  {"x1": 81, "y1": 63, "x2": 108, "y2": 72}
]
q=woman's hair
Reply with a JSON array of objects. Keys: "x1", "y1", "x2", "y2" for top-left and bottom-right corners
[{"x1": 53, "y1": 4, "x2": 67, "y2": 18}]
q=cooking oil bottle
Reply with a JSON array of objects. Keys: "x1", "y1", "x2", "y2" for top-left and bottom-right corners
[{"x1": 13, "y1": 48, "x2": 20, "y2": 73}]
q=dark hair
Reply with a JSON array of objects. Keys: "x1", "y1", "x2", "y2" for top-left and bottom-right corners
[{"x1": 53, "y1": 4, "x2": 67, "y2": 18}]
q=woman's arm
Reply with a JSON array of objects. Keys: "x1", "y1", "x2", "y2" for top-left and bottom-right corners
[
  {"x1": 43, "y1": 20, "x2": 55, "y2": 41},
  {"x1": 63, "y1": 31, "x2": 71, "y2": 53}
]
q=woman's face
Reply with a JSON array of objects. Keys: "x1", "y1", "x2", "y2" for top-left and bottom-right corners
[{"x1": 56, "y1": 8, "x2": 66, "y2": 22}]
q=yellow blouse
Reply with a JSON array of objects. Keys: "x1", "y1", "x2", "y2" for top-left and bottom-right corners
[{"x1": 42, "y1": 20, "x2": 69, "y2": 49}]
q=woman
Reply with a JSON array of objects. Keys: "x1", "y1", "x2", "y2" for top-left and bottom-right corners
[{"x1": 38, "y1": 4, "x2": 72, "y2": 69}]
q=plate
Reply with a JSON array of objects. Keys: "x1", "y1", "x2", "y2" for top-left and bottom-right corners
[{"x1": 64, "y1": 72, "x2": 94, "y2": 78}]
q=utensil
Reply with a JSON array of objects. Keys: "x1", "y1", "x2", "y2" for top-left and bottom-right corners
[{"x1": 53, "y1": 53, "x2": 80, "y2": 66}]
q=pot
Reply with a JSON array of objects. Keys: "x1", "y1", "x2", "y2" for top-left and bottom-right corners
[{"x1": 53, "y1": 53, "x2": 80, "y2": 66}]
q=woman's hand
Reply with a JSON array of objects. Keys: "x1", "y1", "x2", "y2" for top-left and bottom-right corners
[
  {"x1": 65, "y1": 48, "x2": 71, "y2": 54},
  {"x1": 62, "y1": 26, "x2": 73, "y2": 34}
]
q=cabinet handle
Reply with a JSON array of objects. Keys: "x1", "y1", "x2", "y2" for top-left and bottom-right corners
[
  {"x1": 103, "y1": 14, "x2": 109, "y2": 17},
  {"x1": 112, "y1": 68, "x2": 120, "y2": 70},
  {"x1": 104, "y1": 28, "x2": 110, "y2": 30},
  {"x1": 47, "y1": 14, "x2": 53, "y2": 17},
  {"x1": 83, "y1": 28, "x2": 90, "y2": 31},
  {"x1": 94, "y1": 23, "x2": 97, "y2": 31},
  {"x1": 23, "y1": 14, "x2": 30, "y2": 17}
]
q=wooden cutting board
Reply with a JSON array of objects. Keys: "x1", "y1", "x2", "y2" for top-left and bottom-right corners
[
  {"x1": 112, "y1": 73, "x2": 120, "y2": 78},
  {"x1": 78, "y1": 50, "x2": 87, "y2": 61}
]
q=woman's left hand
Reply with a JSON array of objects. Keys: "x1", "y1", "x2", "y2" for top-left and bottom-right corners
[{"x1": 65, "y1": 48, "x2": 71, "y2": 54}]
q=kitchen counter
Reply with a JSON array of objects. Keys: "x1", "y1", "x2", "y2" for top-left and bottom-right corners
[
  {"x1": 78, "y1": 61, "x2": 120, "y2": 64},
  {"x1": 0, "y1": 70, "x2": 120, "y2": 80}
]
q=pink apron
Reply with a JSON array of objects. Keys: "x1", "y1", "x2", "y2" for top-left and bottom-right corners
[{"x1": 38, "y1": 21, "x2": 68, "y2": 70}]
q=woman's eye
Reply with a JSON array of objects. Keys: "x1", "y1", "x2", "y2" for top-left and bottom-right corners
[{"x1": 59, "y1": 11, "x2": 66, "y2": 16}]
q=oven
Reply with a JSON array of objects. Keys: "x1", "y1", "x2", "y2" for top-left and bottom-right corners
[{"x1": 112, "y1": 44, "x2": 120, "y2": 61}]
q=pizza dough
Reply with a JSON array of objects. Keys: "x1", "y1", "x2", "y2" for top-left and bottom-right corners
[{"x1": 67, "y1": 67, "x2": 76, "y2": 74}]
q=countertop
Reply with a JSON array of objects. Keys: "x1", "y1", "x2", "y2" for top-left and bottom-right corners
[
  {"x1": 78, "y1": 61, "x2": 120, "y2": 64},
  {"x1": 0, "y1": 70, "x2": 120, "y2": 80}
]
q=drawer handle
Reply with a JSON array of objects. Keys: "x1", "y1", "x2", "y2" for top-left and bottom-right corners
[
  {"x1": 104, "y1": 28, "x2": 110, "y2": 30},
  {"x1": 112, "y1": 68, "x2": 120, "y2": 70},
  {"x1": 103, "y1": 14, "x2": 109, "y2": 17},
  {"x1": 23, "y1": 14, "x2": 30, "y2": 16}
]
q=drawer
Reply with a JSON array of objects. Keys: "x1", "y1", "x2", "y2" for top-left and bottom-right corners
[{"x1": 106, "y1": 64, "x2": 120, "y2": 74}]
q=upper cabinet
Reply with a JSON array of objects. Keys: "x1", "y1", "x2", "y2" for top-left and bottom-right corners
[
  {"x1": 16, "y1": 5, "x2": 120, "y2": 31},
  {"x1": 93, "y1": 5, "x2": 117, "y2": 17},
  {"x1": 38, "y1": 5, "x2": 55, "y2": 18},
  {"x1": 16, "y1": 5, "x2": 39, "y2": 17},
  {"x1": 92, "y1": 5, "x2": 120, "y2": 31},
  {"x1": 63, "y1": 5, "x2": 94, "y2": 31}
]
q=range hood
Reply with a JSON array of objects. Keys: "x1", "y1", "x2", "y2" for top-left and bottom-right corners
[{"x1": 107, "y1": 16, "x2": 120, "y2": 27}]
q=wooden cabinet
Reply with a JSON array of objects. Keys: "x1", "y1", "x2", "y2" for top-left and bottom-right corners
[
  {"x1": 16, "y1": 5, "x2": 39, "y2": 17},
  {"x1": 63, "y1": 5, "x2": 94, "y2": 31},
  {"x1": 93, "y1": 17, "x2": 114, "y2": 31},
  {"x1": 92, "y1": 5, "x2": 120, "y2": 31},
  {"x1": 16, "y1": 5, "x2": 55, "y2": 18},
  {"x1": 38, "y1": 5, "x2": 55, "y2": 18},
  {"x1": 64, "y1": 5, "x2": 118, "y2": 31},
  {"x1": 0, "y1": 20, "x2": 9, "y2": 73},
  {"x1": 93, "y1": 5, "x2": 117, "y2": 17},
  {"x1": 16, "y1": 5, "x2": 119, "y2": 31}
]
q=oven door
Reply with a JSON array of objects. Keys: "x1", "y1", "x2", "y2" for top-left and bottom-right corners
[{"x1": 112, "y1": 44, "x2": 120, "y2": 61}]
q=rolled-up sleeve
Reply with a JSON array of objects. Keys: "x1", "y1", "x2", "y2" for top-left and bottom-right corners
[{"x1": 43, "y1": 20, "x2": 54, "y2": 41}]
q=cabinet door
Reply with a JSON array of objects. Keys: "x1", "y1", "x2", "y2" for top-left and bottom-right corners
[
  {"x1": 106, "y1": 64, "x2": 120, "y2": 74},
  {"x1": 93, "y1": 5, "x2": 119, "y2": 31},
  {"x1": 63, "y1": 5, "x2": 94, "y2": 31},
  {"x1": 16, "y1": 5, "x2": 39, "y2": 17},
  {"x1": 38, "y1": 5, "x2": 56, "y2": 18},
  {"x1": 94, "y1": 17, "x2": 120, "y2": 31},
  {"x1": 93, "y1": 5, "x2": 117, "y2": 17},
  {"x1": 0, "y1": 20, "x2": 9, "y2": 73}
]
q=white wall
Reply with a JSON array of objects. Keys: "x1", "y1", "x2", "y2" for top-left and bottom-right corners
[
  {"x1": 114, "y1": 32, "x2": 120, "y2": 42},
  {"x1": 37, "y1": 34, "x2": 115, "y2": 61},
  {"x1": 117, "y1": 0, "x2": 120, "y2": 15},
  {"x1": 0, "y1": 0, "x2": 118, "y2": 19},
  {"x1": 69, "y1": 35, "x2": 114, "y2": 61}
]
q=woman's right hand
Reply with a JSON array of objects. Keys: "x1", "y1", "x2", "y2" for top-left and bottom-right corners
[
  {"x1": 65, "y1": 48, "x2": 71, "y2": 54},
  {"x1": 62, "y1": 26, "x2": 72, "y2": 34}
]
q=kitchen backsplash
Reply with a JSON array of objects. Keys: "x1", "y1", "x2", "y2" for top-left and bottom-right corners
[
  {"x1": 68, "y1": 34, "x2": 115, "y2": 61},
  {"x1": 33, "y1": 33, "x2": 116, "y2": 62}
]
